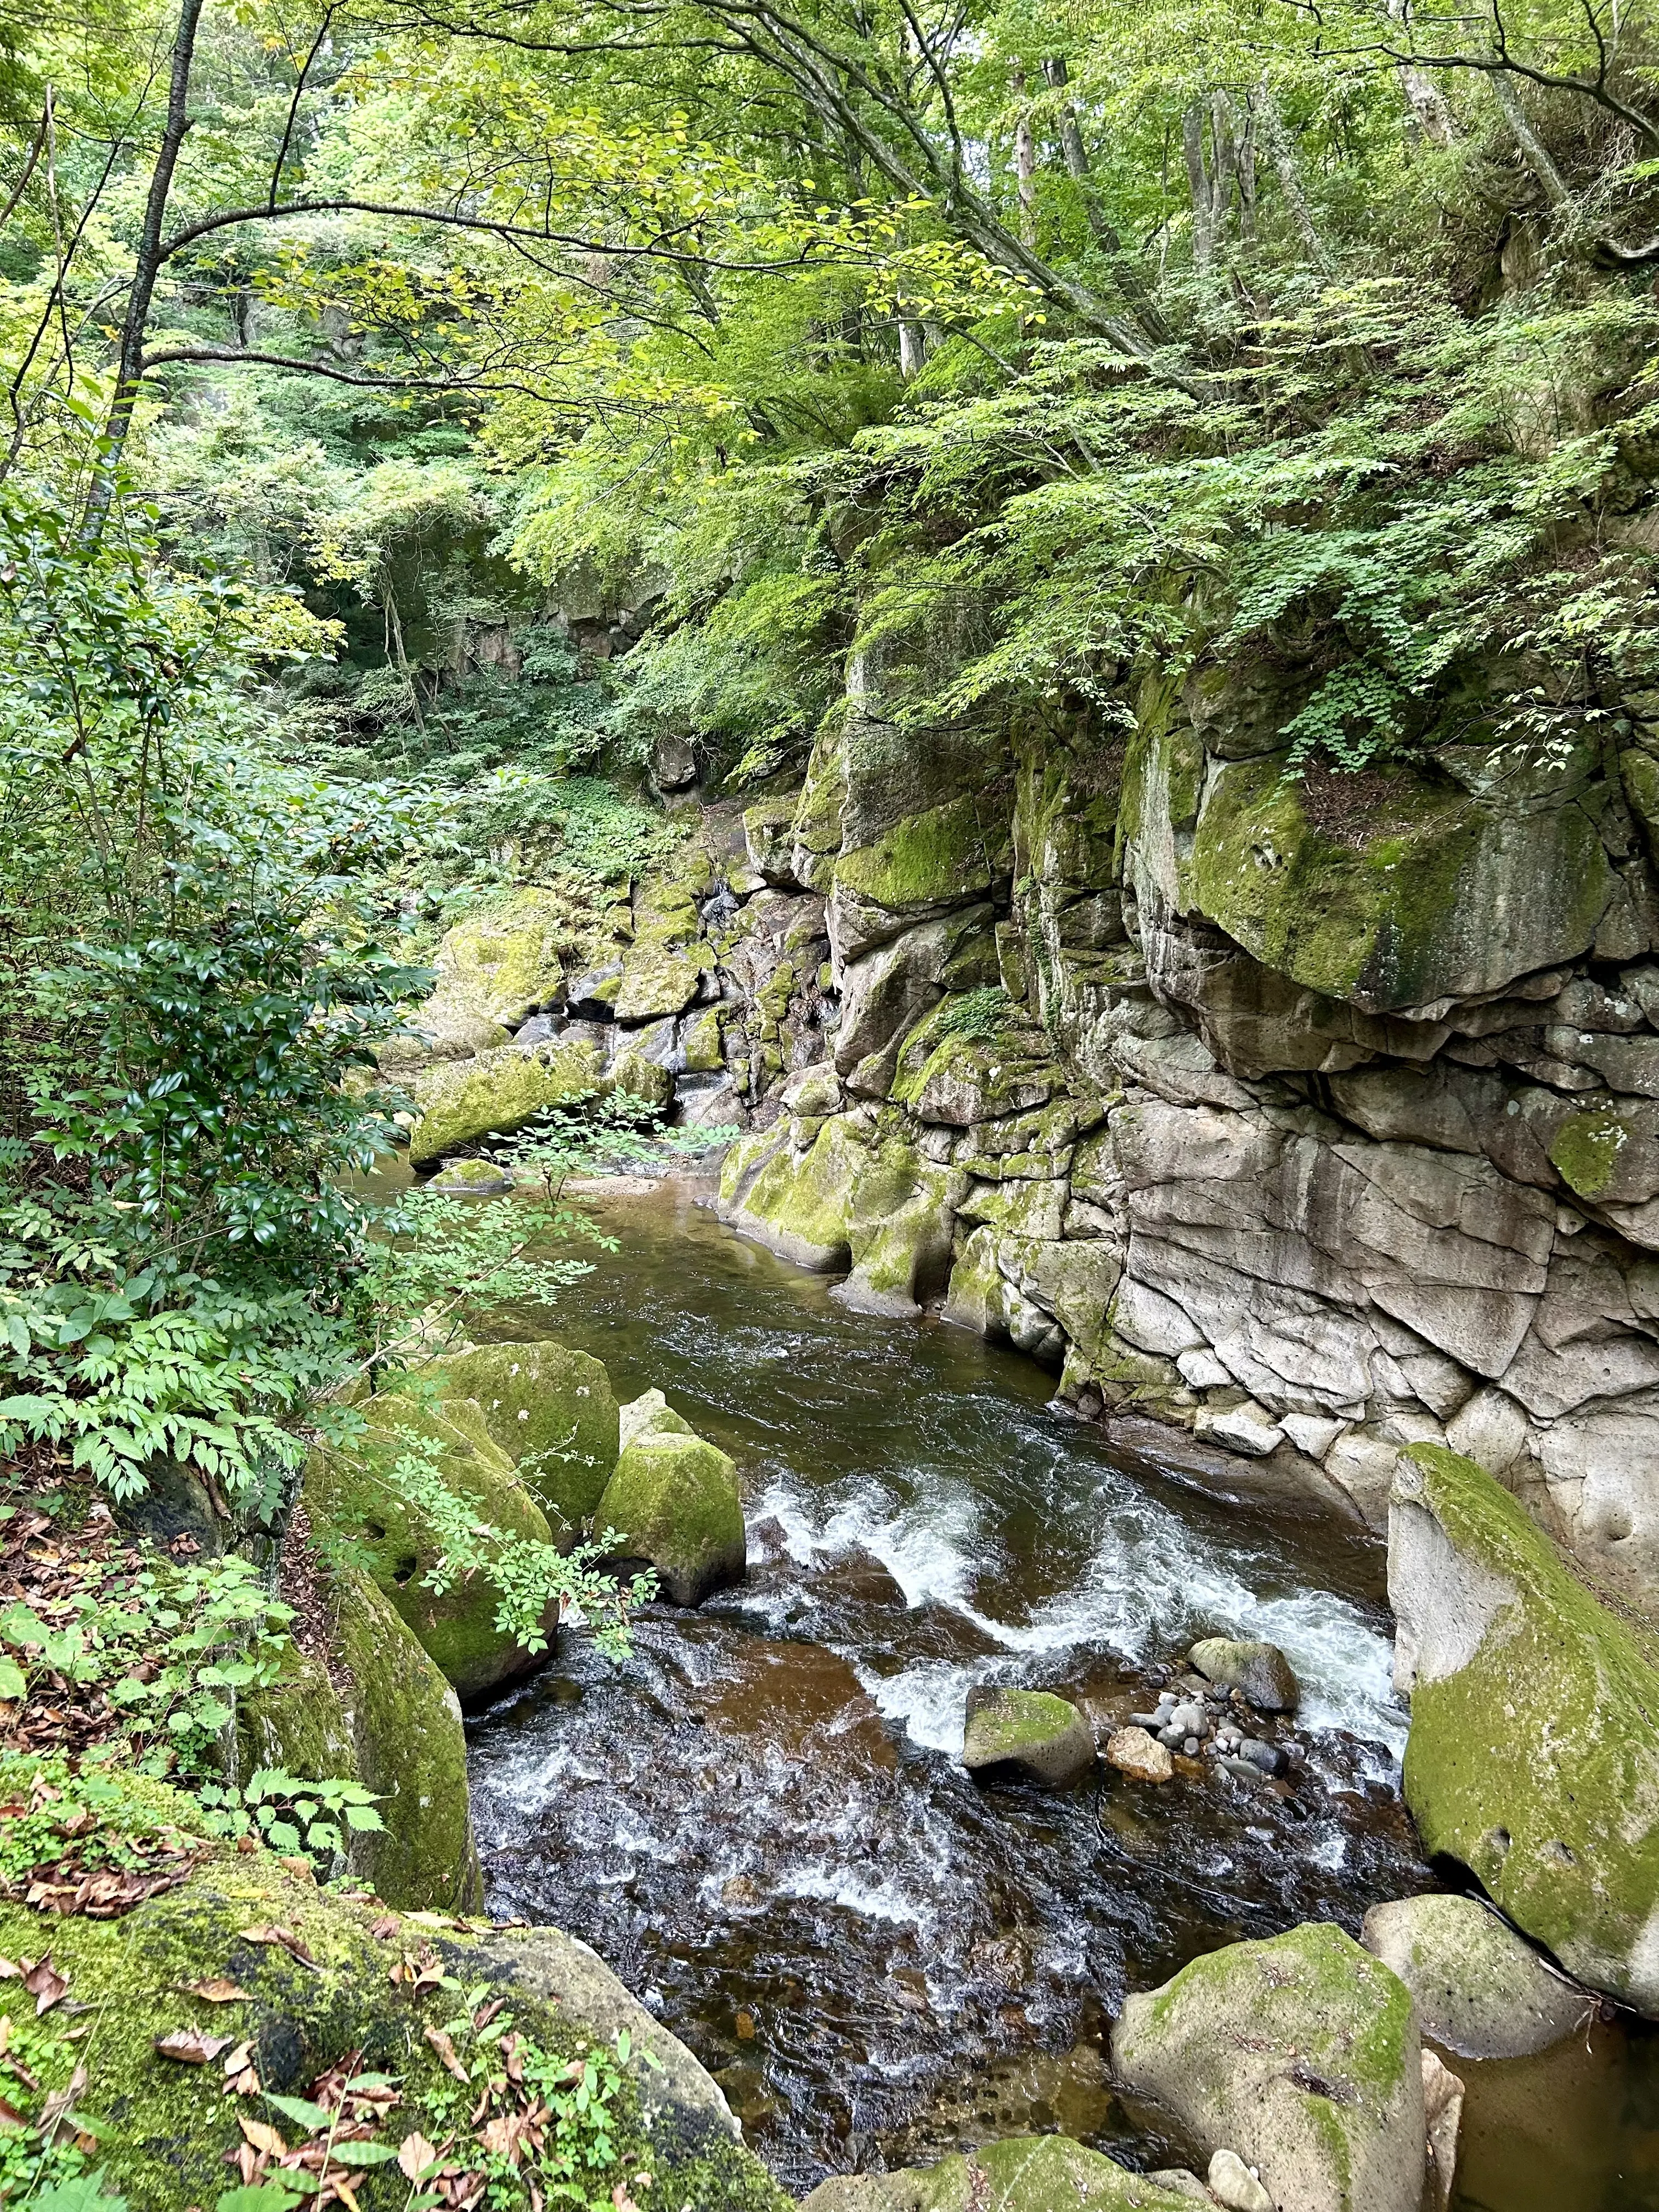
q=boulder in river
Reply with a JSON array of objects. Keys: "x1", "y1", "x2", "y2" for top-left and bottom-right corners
[
  {"x1": 1111, "y1": 1921, "x2": 1427, "y2": 2212},
  {"x1": 431, "y1": 884, "x2": 566, "y2": 1025},
  {"x1": 1187, "y1": 1635, "x2": 1300, "y2": 1712},
  {"x1": 1105, "y1": 1724, "x2": 1175, "y2": 1784},
  {"x1": 962, "y1": 1687, "x2": 1097, "y2": 1785},
  {"x1": 1361, "y1": 1892, "x2": 1590, "y2": 2059},
  {"x1": 407, "y1": 1035, "x2": 610, "y2": 1166},
  {"x1": 595, "y1": 1393, "x2": 746, "y2": 1605},
  {"x1": 422, "y1": 1338, "x2": 621, "y2": 1523},
  {"x1": 1390, "y1": 1441, "x2": 1659, "y2": 2014},
  {"x1": 799, "y1": 2132, "x2": 1201, "y2": 2210}
]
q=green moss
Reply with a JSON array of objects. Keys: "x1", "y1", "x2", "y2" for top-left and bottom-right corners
[
  {"x1": 307, "y1": 1395, "x2": 556, "y2": 1700},
  {"x1": 1185, "y1": 753, "x2": 1614, "y2": 1012},
  {"x1": 722, "y1": 1116, "x2": 868, "y2": 1268},
  {"x1": 595, "y1": 1429, "x2": 745, "y2": 1606},
  {"x1": 614, "y1": 941, "x2": 704, "y2": 1024},
  {"x1": 422, "y1": 1339, "x2": 620, "y2": 1522},
  {"x1": 834, "y1": 794, "x2": 991, "y2": 914},
  {"x1": 435, "y1": 887, "x2": 566, "y2": 1025},
  {"x1": 408, "y1": 1038, "x2": 608, "y2": 1166},
  {"x1": 805, "y1": 2135, "x2": 1198, "y2": 2209},
  {"x1": 0, "y1": 1846, "x2": 788, "y2": 2212},
  {"x1": 1548, "y1": 1108, "x2": 1630, "y2": 1198},
  {"x1": 236, "y1": 1640, "x2": 354, "y2": 1787},
  {"x1": 964, "y1": 1690, "x2": 1081, "y2": 1760},
  {"x1": 1397, "y1": 1444, "x2": 1659, "y2": 2006},
  {"x1": 681, "y1": 1006, "x2": 725, "y2": 1071}
]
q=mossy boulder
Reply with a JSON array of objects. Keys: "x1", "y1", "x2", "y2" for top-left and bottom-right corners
[
  {"x1": 1390, "y1": 1443, "x2": 1659, "y2": 2013},
  {"x1": 432, "y1": 885, "x2": 566, "y2": 1024},
  {"x1": 831, "y1": 793, "x2": 995, "y2": 956},
  {"x1": 1360, "y1": 1893, "x2": 1588, "y2": 2060},
  {"x1": 718, "y1": 1118, "x2": 868, "y2": 1269},
  {"x1": 595, "y1": 1396, "x2": 746, "y2": 1606},
  {"x1": 236, "y1": 1573, "x2": 482, "y2": 1914},
  {"x1": 378, "y1": 997, "x2": 511, "y2": 1073},
  {"x1": 1181, "y1": 752, "x2": 1617, "y2": 1014},
  {"x1": 962, "y1": 1687, "x2": 1096, "y2": 1785},
  {"x1": 407, "y1": 1037, "x2": 608, "y2": 1166},
  {"x1": 800, "y1": 2134, "x2": 1200, "y2": 2211},
  {"x1": 419, "y1": 1339, "x2": 622, "y2": 1524},
  {"x1": 615, "y1": 878, "x2": 707, "y2": 1023},
  {"x1": 306, "y1": 1395, "x2": 559, "y2": 1701},
  {"x1": 1188, "y1": 1637, "x2": 1300, "y2": 1713},
  {"x1": 1111, "y1": 1922, "x2": 1426, "y2": 2212},
  {"x1": 0, "y1": 1827, "x2": 783, "y2": 2212},
  {"x1": 890, "y1": 1000, "x2": 1062, "y2": 1127}
]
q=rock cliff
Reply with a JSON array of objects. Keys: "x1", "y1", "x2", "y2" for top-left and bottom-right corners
[{"x1": 404, "y1": 630, "x2": 1659, "y2": 1613}]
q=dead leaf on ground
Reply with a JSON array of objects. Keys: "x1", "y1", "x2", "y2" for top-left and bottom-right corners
[
  {"x1": 397, "y1": 2130, "x2": 438, "y2": 2181},
  {"x1": 154, "y1": 2027, "x2": 234, "y2": 2064},
  {"x1": 422, "y1": 2023, "x2": 470, "y2": 2085},
  {"x1": 236, "y1": 2112, "x2": 288, "y2": 2157},
  {"x1": 183, "y1": 1978, "x2": 252, "y2": 2003},
  {"x1": 370, "y1": 1915, "x2": 400, "y2": 1941},
  {"x1": 22, "y1": 1956, "x2": 67, "y2": 2013},
  {"x1": 235, "y1": 1923, "x2": 317, "y2": 1968}
]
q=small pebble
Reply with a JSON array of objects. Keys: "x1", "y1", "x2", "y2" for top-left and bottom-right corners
[{"x1": 1183, "y1": 1736, "x2": 1200, "y2": 1757}]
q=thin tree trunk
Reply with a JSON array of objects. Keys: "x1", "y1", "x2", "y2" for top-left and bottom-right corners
[
  {"x1": 1042, "y1": 57, "x2": 1170, "y2": 341},
  {"x1": 1488, "y1": 69, "x2": 1572, "y2": 206},
  {"x1": 86, "y1": 0, "x2": 206, "y2": 531},
  {"x1": 1183, "y1": 103, "x2": 1219, "y2": 273},
  {"x1": 1252, "y1": 81, "x2": 1334, "y2": 272},
  {"x1": 1384, "y1": 0, "x2": 1459, "y2": 145},
  {"x1": 1012, "y1": 67, "x2": 1038, "y2": 248}
]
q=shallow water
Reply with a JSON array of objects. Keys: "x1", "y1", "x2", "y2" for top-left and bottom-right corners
[{"x1": 463, "y1": 1183, "x2": 1658, "y2": 2205}]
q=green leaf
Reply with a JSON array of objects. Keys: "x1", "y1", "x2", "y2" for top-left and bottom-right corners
[
  {"x1": 0, "y1": 1655, "x2": 25, "y2": 1700},
  {"x1": 262, "y1": 2091, "x2": 335, "y2": 2130},
  {"x1": 342, "y1": 1803, "x2": 385, "y2": 1832},
  {"x1": 328, "y1": 2141, "x2": 398, "y2": 2167}
]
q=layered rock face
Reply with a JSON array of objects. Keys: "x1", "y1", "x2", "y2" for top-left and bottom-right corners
[{"x1": 706, "y1": 641, "x2": 1659, "y2": 1613}]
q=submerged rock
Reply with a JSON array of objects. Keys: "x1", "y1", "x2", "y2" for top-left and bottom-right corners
[
  {"x1": 1111, "y1": 1922, "x2": 1426, "y2": 2212},
  {"x1": 1361, "y1": 1892, "x2": 1589, "y2": 2059},
  {"x1": 962, "y1": 1687, "x2": 1096, "y2": 1785},
  {"x1": 1390, "y1": 1442, "x2": 1659, "y2": 2013},
  {"x1": 1187, "y1": 1636, "x2": 1300, "y2": 1713},
  {"x1": 595, "y1": 1394, "x2": 746, "y2": 1605},
  {"x1": 427, "y1": 1156, "x2": 514, "y2": 1193},
  {"x1": 800, "y1": 2134, "x2": 1200, "y2": 2210}
]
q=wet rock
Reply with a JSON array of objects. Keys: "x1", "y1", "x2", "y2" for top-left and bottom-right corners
[
  {"x1": 1147, "y1": 2177, "x2": 1216, "y2": 2208},
  {"x1": 1105, "y1": 1725, "x2": 1175, "y2": 1784},
  {"x1": 962, "y1": 1687, "x2": 1096, "y2": 1786},
  {"x1": 1111, "y1": 1922, "x2": 1426, "y2": 2212},
  {"x1": 1207, "y1": 2149, "x2": 1273, "y2": 2212},
  {"x1": 1237, "y1": 1738, "x2": 1285, "y2": 1776},
  {"x1": 1360, "y1": 1892, "x2": 1590, "y2": 2059},
  {"x1": 566, "y1": 960, "x2": 625, "y2": 1019},
  {"x1": 428, "y1": 1158, "x2": 514, "y2": 1193},
  {"x1": 1194, "y1": 1403, "x2": 1284, "y2": 1458},
  {"x1": 1391, "y1": 1443, "x2": 1659, "y2": 2013},
  {"x1": 421, "y1": 1339, "x2": 621, "y2": 1525},
  {"x1": 1188, "y1": 1637, "x2": 1301, "y2": 1713},
  {"x1": 1420, "y1": 2048, "x2": 1465, "y2": 2212},
  {"x1": 799, "y1": 2134, "x2": 1201, "y2": 2210}
]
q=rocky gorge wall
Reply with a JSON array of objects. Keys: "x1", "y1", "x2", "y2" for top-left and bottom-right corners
[{"x1": 398, "y1": 631, "x2": 1659, "y2": 1617}]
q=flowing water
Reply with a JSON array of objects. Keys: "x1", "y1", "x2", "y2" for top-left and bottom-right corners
[{"x1": 463, "y1": 1181, "x2": 1659, "y2": 2208}]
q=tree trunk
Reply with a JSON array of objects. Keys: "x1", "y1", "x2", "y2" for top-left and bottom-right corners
[
  {"x1": 1012, "y1": 68, "x2": 1038, "y2": 249},
  {"x1": 1042, "y1": 57, "x2": 1170, "y2": 342},
  {"x1": 1252, "y1": 82, "x2": 1334, "y2": 272},
  {"x1": 86, "y1": 0, "x2": 206, "y2": 531},
  {"x1": 1487, "y1": 69, "x2": 1572, "y2": 207},
  {"x1": 1183, "y1": 103, "x2": 1219, "y2": 273}
]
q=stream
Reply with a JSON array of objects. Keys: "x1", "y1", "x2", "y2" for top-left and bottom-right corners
[{"x1": 464, "y1": 1182, "x2": 1659, "y2": 2210}]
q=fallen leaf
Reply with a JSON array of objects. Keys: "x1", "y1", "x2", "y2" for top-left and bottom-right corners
[
  {"x1": 184, "y1": 1979, "x2": 252, "y2": 2003},
  {"x1": 0, "y1": 1956, "x2": 17, "y2": 1978},
  {"x1": 370, "y1": 1915, "x2": 400, "y2": 1941},
  {"x1": 422, "y1": 2023, "x2": 470, "y2": 2085},
  {"x1": 38, "y1": 2063, "x2": 87, "y2": 2141},
  {"x1": 236, "y1": 1924, "x2": 317, "y2": 1968},
  {"x1": 221, "y1": 2041, "x2": 254, "y2": 2075},
  {"x1": 0, "y1": 2094, "x2": 26, "y2": 2129},
  {"x1": 22, "y1": 1955, "x2": 66, "y2": 2013},
  {"x1": 155, "y1": 2026, "x2": 234, "y2": 2064},
  {"x1": 398, "y1": 2123, "x2": 438, "y2": 2177},
  {"x1": 236, "y1": 2113, "x2": 288, "y2": 2157}
]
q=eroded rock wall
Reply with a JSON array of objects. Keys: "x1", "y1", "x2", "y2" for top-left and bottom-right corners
[{"x1": 710, "y1": 646, "x2": 1659, "y2": 1617}]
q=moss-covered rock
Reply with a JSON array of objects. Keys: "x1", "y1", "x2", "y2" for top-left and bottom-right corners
[
  {"x1": 236, "y1": 1573, "x2": 482, "y2": 1913},
  {"x1": 718, "y1": 1117, "x2": 870, "y2": 1269},
  {"x1": 420, "y1": 1339, "x2": 621, "y2": 1523},
  {"x1": 1182, "y1": 752, "x2": 1617, "y2": 1014},
  {"x1": 1360, "y1": 1893, "x2": 1588, "y2": 2061},
  {"x1": 1187, "y1": 1636, "x2": 1300, "y2": 1713},
  {"x1": 962, "y1": 1687, "x2": 1096, "y2": 1785},
  {"x1": 432, "y1": 885, "x2": 566, "y2": 1024},
  {"x1": 1111, "y1": 1922, "x2": 1426, "y2": 2212},
  {"x1": 616, "y1": 878, "x2": 707, "y2": 1023},
  {"x1": 307, "y1": 1395, "x2": 559, "y2": 1701},
  {"x1": 890, "y1": 1000, "x2": 1062, "y2": 1127},
  {"x1": 595, "y1": 1398, "x2": 746, "y2": 1606},
  {"x1": 1390, "y1": 1443, "x2": 1659, "y2": 2013},
  {"x1": 800, "y1": 2134, "x2": 1200, "y2": 2210},
  {"x1": 833, "y1": 793, "x2": 994, "y2": 924},
  {"x1": 407, "y1": 1037, "x2": 608, "y2": 1166},
  {"x1": 378, "y1": 996, "x2": 511, "y2": 1073},
  {"x1": 0, "y1": 1827, "x2": 785, "y2": 2212}
]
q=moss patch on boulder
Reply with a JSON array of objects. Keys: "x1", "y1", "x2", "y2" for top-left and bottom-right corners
[
  {"x1": 1390, "y1": 1443, "x2": 1659, "y2": 2013},
  {"x1": 307, "y1": 1395, "x2": 558, "y2": 1701},
  {"x1": 800, "y1": 2134, "x2": 1200, "y2": 2211},
  {"x1": 962, "y1": 1688, "x2": 1095, "y2": 1785},
  {"x1": 407, "y1": 1037, "x2": 608, "y2": 1166},
  {"x1": 433, "y1": 886, "x2": 566, "y2": 1025},
  {"x1": 0, "y1": 1822, "x2": 785, "y2": 2212},
  {"x1": 595, "y1": 1399, "x2": 746, "y2": 1606},
  {"x1": 419, "y1": 1339, "x2": 622, "y2": 1524},
  {"x1": 1111, "y1": 1922, "x2": 1425, "y2": 2212}
]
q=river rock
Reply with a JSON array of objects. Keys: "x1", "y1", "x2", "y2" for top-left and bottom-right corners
[
  {"x1": 799, "y1": 2133, "x2": 1201, "y2": 2210},
  {"x1": 1420, "y1": 2049, "x2": 1465, "y2": 2212},
  {"x1": 595, "y1": 1396, "x2": 746, "y2": 1605},
  {"x1": 1111, "y1": 1922, "x2": 1426, "y2": 2212},
  {"x1": 1390, "y1": 1442, "x2": 1659, "y2": 2013},
  {"x1": 407, "y1": 1036, "x2": 610, "y2": 1166},
  {"x1": 962, "y1": 1687, "x2": 1096, "y2": 1785},
  {"x1": 1207, "y1": 2150, "x2": 1273, "y2": 2212},
  {"x1": 1107, "y1": 1725, "x2": 1175, "y2": 1783},
  {"x1": 422, "y1": 1339, "x2": 621, "y2": 1523},
  {"x1": 427, "y1": 1156, "x2": 514, "y2": 1193},
  {"x1": 432, "y1": 885, "x2": 566, "y2": 1025},
  {"x1": 1187, "y1": 1637, "x2": 1300, "y2": 1712},
  {"x1": 1361, "y1": 1892, "x2": 1588, "y2": 2058}
]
